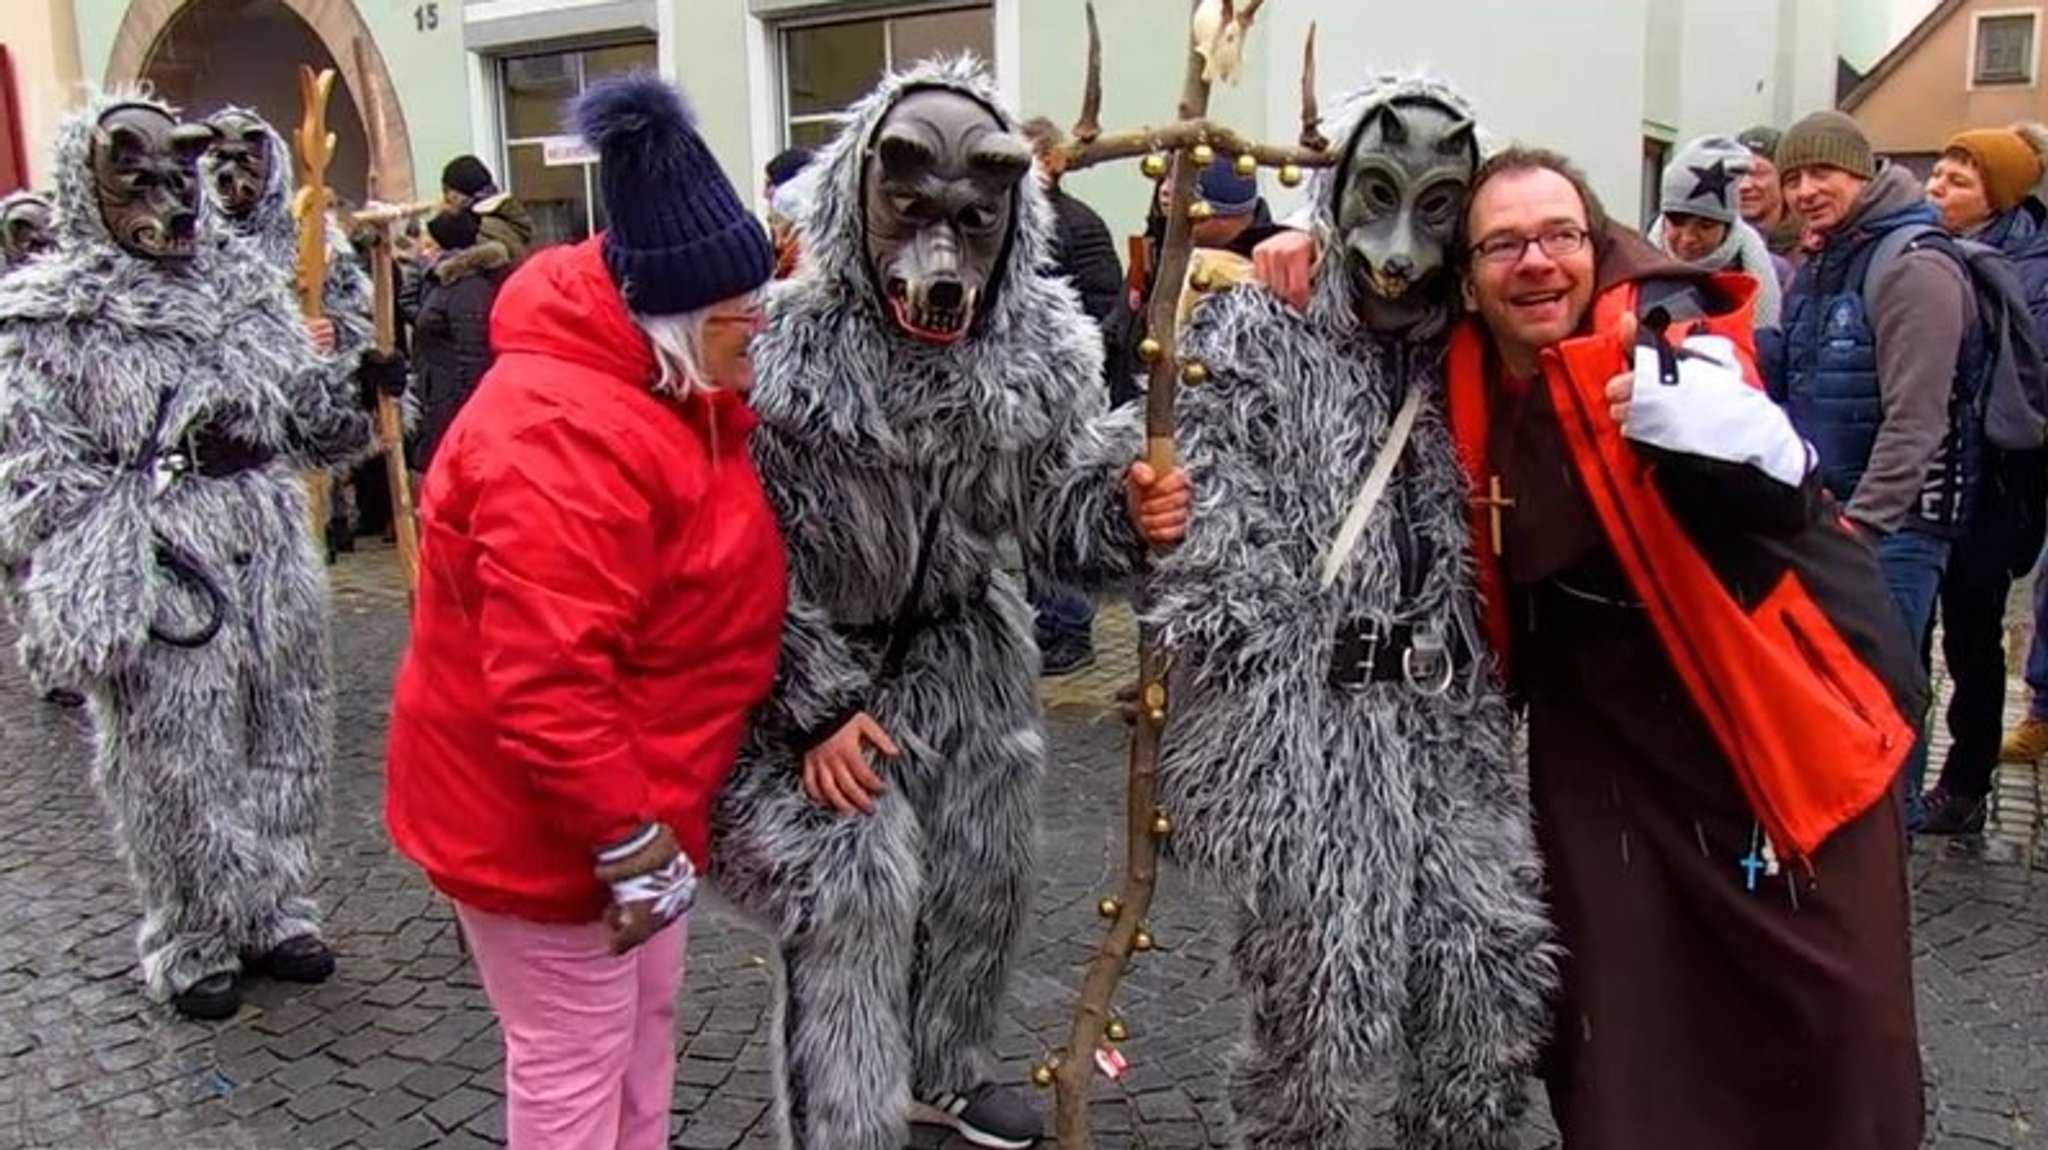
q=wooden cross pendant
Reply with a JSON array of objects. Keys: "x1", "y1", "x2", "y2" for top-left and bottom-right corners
[{"x1": 1475, "y1": 475, "x2": 1515, "y2": 553}]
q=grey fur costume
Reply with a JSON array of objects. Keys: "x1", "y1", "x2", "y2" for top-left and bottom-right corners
[
  {"x1": 0, "y1": 91, "x2": 372, "y2": 1002},
  {"x1": 710, "y1": 57, "x2": 1141, "y2": 1150},
  {"x1": 1150, "y1": 77, "x2": 1556, "y2": 1149}
]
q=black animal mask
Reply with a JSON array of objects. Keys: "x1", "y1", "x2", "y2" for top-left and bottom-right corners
[
  {"x1": 0, "y1": 195, "x2": 55, "y2": 267},
  {"x1": 203, "y1": 109, "x2": 274, "y2": 222},
  {"x1": 1333, "y1": 96, "x2": 1477, "y2": 323},
  {"x1": 862, "y1": 88, "x2": 1030, "y2": 344},
  {"x1": 91, "y1": 104, "x2": 215, "y2": 263}
]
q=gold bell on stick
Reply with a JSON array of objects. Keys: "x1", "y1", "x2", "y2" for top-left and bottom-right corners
[
  {"x1": 1137, "y1": 337, "x2": 1163, "y2": 362},
  {"x1": 1150, "y1": 810, "x2": 1174, "y2": 837},
  {"x1": 1234, "y1": 153, "x2": 1258, "y2": 177},
  {"x1": 1105, "y1": 1019, "x2": 1129, "y2": 1042},
  {"x1": 1141, "y1": 153, "x2": 1169, "y2": 179},
  {"x1": 1278, "y1": 163, "x2": 1304, "y2": 188},
  {"x1": 1191, "y1": 143, "x2": 1215, "y2": 166},
  {"x1": 1031, "y1": 1062, "x2": 1057, "y2": 1089},
  {"x1": 1133, "y1": 928, "x2": 1156, "y2": 952},
  {"x1": 1182, "y1": 360, "x2": 1209, "y2": 385},
  {"x1": 1187, "y1": 200, "x2": 1215, "y2": 223},
  {"x1": 1097, "y1": 896, "x2": 1123, "y2": 919}
]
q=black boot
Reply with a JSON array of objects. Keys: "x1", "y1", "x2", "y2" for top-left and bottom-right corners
[
  {"x1": 171, "y1": 972, "x2": 241, "y2": 1021},
  {"x1": 1919, "y1": 787, "x2": 1989, "y2": 836},
  {"x1": 246, "y1": 934, "x2": 336, "y2": 983}
]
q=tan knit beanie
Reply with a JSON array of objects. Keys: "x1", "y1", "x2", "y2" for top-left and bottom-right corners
[
  {"x1": 1944, "y1": 128, "x2": 2044, "y2": 212},
  {"x1": 1776, "y1": 111, "x2": 1875, "y2": 180}
]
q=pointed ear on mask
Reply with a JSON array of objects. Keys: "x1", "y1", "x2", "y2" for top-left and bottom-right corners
[
  {"x1": 874, "y1": 127, "x2": 937, "y2": 182},
  {"x1": 968, "y1": 133, "x2": 1032, "y2": 187},
  {"x1": 1365, "y1": 104, "x2": 1409, "y2": 148},
  {"x1": 171, "y1": 122, "x2": 221, "y2": 161},
  {"x1": 1438, "y1": 117, "x2": 1478, "y2": 163},
  {"x1": 96, "y1": 121, "x2": 151, "y2": 160}
]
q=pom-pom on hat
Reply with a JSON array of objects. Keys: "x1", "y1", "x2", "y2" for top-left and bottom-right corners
[{"x1": 570, "y1": 72, "x2": 774, "y2": 317}]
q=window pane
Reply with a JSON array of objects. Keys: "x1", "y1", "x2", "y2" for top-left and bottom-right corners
[
  {"x1": 585, "y1": 41, "x2": 657, "y2": 84},
  {"x1": 889, "y1": 7, "x2": 995, "y2": 72},
  {"x1": 784, "y1": 19, "x2": 887, "y2": 117},
  {"x1": 506, "y1": 142, "x2": 593, "y2": 247},
  {"x1": 1978, "y1": 15, "x2": 2034, "y2": 82},
  {"x1": 788, "y1": 119, "x2": 843, "y2": 150},
  {"x1": 502, "y1": 52, "x2": 580, "y2": 140}
]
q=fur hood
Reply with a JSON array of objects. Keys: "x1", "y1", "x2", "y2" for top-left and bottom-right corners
[
  {"x1": 431, "y1": 239, "x2": 510, "y2": 285},
  {"x1": 1303, "y1": 74, "x2": 1481, "y2": 342},
  {"x1": 756, "y1": 54, "x2": 1098, "y2": 460},
  {"x1": 197, "y1": 106, "x2": 299, "y2": 268}
]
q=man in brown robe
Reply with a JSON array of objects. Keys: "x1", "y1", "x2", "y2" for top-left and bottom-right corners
[{"x1": 1442, "y1": 147, "x2": 1925, "y2": 1149}]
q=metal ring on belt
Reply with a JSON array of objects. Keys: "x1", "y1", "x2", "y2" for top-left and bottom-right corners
[{"x1": 147, "y1": 536, "x2": 225, "y2": 649}]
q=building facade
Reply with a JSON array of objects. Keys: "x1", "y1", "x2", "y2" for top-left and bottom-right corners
[
  {"x1": 1846, "y1": 0, "x2": 2048, "y2": 170},
  {"x1": 28, "y1": 0, "x2": 1891, "y2": 240}
]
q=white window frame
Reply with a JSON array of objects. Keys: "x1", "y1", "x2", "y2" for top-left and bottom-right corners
[
  {"x1": 767, "y1": 2, "x2": 997, "y2": 151},
  {"x1": 492, "y1": 38, "x2": 660, "y2": 241},
  {"x1": 1968, "y1": 8, "x2": 2041, "y2": 89}
]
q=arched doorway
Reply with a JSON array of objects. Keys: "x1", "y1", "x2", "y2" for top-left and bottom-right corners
[{"x1": 105, "y1": 0, "x2": 415, "y2": 204}]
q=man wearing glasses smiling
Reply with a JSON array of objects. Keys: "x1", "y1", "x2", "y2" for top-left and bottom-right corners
[{"x1": 1439, "y1": 146, "x2": 1927, "y2": 1148}]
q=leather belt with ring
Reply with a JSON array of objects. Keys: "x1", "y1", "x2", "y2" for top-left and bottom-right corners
[
  {"x1": 150, "y1": 446, "x2": 192, "y2": 497},
  {"x1": 1328, "y1": 619, "x2": 1459, "y2": 696}
]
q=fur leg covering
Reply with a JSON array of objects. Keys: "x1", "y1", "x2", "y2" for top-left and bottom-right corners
[
  {"x1": 1395, "y1": 708, "x2": 1555, "y2": 1150},
  {"x1": 89, "y1": 654, "x2": 265, "y2": 1001},
  {"x1": 234, "y1": 529, "x2": 333, "y2": 952},
  {"x1": 720, "y1": 776, "x2": 922, "y2": 1150}
]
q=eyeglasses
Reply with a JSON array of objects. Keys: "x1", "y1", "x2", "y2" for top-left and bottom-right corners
[{"x1": 1469, "y1": 225, "x2": 1590, "y2": 267}]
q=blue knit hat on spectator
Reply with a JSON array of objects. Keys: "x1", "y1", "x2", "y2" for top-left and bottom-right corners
[
  {"x1": 1196, "y1": 154, "x2": 1259, "y2": 217},
  {"x1": 570, "y1": 72, "x2": 773, "y2": 317}
]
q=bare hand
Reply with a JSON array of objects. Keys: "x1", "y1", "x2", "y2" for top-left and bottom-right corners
[
  {"x1": 305, "y1": 317, "x2": 337, "y2": 354},
  {"x1": 1251, "y1": 230, "x2": 1315, "y2": 312},
  {"x1": 1126, "y1": 461, "x2": 1191, "y2": 546},
  {"x1": 1608, "y1": 311, "x2": 1639, "y2": 425},
  {"x1": 801, "y1": 712, "x2": 898, "y2": 815}
]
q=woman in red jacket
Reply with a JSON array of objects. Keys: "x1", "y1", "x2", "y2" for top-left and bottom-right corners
[{"x1": 384, "y1": 74, "x2": 783, "y2": 1150}]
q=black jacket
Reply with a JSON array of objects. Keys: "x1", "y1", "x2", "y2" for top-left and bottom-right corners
[
  {"x1": 1043, "y1": 186, "x2": 1127, "y2": 396},
  {"x1": 412, "y1": 240, "x2": 509, "y2": 471}
]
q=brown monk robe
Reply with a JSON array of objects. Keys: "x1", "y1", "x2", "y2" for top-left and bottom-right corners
[{"x1": 1480, "y1": 264, "x2": 1924, "y2": 1147}]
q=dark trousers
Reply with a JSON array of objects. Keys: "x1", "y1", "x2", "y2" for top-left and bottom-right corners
[{"x1": 1932, "y1": 543, "x2": 2013, "y2": 801}]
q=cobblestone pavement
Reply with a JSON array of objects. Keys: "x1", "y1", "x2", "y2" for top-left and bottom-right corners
[{"x1": 0, "y1": 553, "x2": 2045, "y2": 1149}]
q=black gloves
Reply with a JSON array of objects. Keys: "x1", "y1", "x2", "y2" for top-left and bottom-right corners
[{"x1": 356, "y1": 350, "x2": 408, "y2": 411}]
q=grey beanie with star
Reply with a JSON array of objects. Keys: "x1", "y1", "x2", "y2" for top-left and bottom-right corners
[{"x1": 1660, "y1": 134, "x2": 1752, "y2": 225}]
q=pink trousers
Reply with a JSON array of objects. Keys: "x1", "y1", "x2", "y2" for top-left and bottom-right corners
[{"x1": 455, "y1": 903, "x2": 687, "y2": 1150}]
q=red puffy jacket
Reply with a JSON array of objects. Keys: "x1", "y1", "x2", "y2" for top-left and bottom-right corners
[{"x1": 385, "y1": 237, "x2": 787, "y2": 924}]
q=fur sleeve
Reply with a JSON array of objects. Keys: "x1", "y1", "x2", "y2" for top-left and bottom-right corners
[
  {"x1": 282, "y1": 250, "x2": 377, "y2": 469},
  {"x1": 1024, "y1": 374, "x2": 1147, "y2": 589},
  {"x1": 325, "y1": 223, "x2": 376, "y2": 366},
  {"x1": 0, "y1": 347, "x2": 157, "y2": 686},
  {"x1": 759, "y1": 596, "x2": 875, "y2": 750}
]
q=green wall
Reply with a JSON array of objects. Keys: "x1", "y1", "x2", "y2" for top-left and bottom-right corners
[
  {"x1": 674, "y1": 0, "x2": 757, "y2": 206},
  {"x1": 71, "y1": 0, "x2": 471, "y2": 203}
]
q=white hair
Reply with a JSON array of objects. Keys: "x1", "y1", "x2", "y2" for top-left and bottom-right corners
[{"x1": 636, "y1": 310, "x2": 713, "y2": 396}]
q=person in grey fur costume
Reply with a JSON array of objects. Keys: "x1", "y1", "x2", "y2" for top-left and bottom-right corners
[
  {"x1": 0, "y1": 191, "x2": 56, "y2": 271},
  {"x1": 0, "y1": 91, "x2": 376, "y2": 1020},
  {"x1": 709, "y1": 56, "x2": 1183, "y2": 1150},
  {"x1": 1155, "y1": 76, "x2": 1556, "y2": 1148}
]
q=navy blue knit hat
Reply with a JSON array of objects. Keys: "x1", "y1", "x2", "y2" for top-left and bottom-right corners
[
  {"x1": 570, "y1": 73, "x2": 773, "y2": 317},
  {"x1": 1196, "y1": 154, "x2": 1259, "y2": 217}
]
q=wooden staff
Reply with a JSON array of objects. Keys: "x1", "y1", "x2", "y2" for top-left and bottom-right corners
[
  {"x1": 1044, "y1": 2, "x2": 1327, "y2": 1145},
  {"x1": 354, "y1": 35, "x2": 422, "y2": 598},
  {"x1": 294, "y1": 65, "x2": 337, "y2": 548}
]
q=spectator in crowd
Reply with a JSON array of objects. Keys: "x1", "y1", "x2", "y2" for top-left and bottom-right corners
[
  {"x1": 1649, "y1": 133, "x2": 1786, "y2": 328},
  {"x1": 1919, "y1": 125, "x2": 2048, "y2": 833},
  {"x1": 1768, "y1": 110, "x2": 1977, "y2": 830},
  {"x1": 386, "y1": 75, "x2": 784, "y2": 1150},
  {"x1": 442, "y1": 154, "x2": 537, "y2": 262},
  {"x1": 410, "y1": 207, "x2": 510, "y2": 473},
  {"x1": 1737, "y1": 124, "x2": 1804, "y2": 264},
  {"x1": 763, "y1": 146, "x2": 813, "y2": 279}
]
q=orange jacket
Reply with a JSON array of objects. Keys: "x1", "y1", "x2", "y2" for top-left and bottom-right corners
[{"x1": 1445, "y1": 269, "x2": 1920, "y2": 861}]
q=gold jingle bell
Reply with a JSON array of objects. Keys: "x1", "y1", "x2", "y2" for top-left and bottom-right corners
[
  {"x1": 1098, "y1": 896, "x2": 1123, "y2": 919},
  {"x1": 1278, "y1": 164, "x2": 1304, "y2": 188},
  {"x1": 1105, "y1": 1019, "x2": 1130, "y2": 1042},
  {"x1": 1137, "y1": 336, "x2": 1163, "y2": 362},
  {"x1": 1182, "y1": 360, "x2": 1209, "y2": 385},
  {"x1": 1189, "y1": 266, "x2": 1215, "y2": 292},
  {"x1": 1141, "y1": 153, "x2": 1168, "y2": 179},
  {"x1": 1234, "y1": 153, "x2": 1258, "y2": 177},
  {"x1": 1150, "y1": 811, "x2": 1174, "y2": 837},
  {"x1": 1133, "y1": 928, "x2": 1156, "y2": 952},
  {"x1": 1191, "y1": 143, "x2": 1216, "y2": 166},
  {"x1": 1187, "y1": 199, "x2": 1215, "y2": 223},
  {"x1": 1030, "y1": 1062, "x2": 1056, "y2": 1088}
]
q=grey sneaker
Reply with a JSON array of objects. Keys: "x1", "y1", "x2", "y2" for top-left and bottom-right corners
[{"x1": 911, "y1": 1081, "x2": 1044, "y2": 1148}]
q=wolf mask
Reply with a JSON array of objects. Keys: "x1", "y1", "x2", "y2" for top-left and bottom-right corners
[
  {"x1": 861, "y1": 87, "x2": 1032, "y2": 344},
  {"x1": 201, "y1": 109, "x2": 274, "y2": 222},
  {"x1": 90, "y1": 103, "x2": 216, "y2": 263},
  {"x1": 0, "y1": 193, "x2": 55, "y2": 266},
  {"x1": 1330, "y1": 93, "x2": 1477, "y2": 330}
]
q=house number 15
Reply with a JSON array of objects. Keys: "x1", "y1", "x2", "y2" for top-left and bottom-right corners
[{"x1": 415, "y1": 3, "x2": 440, "y2": 32}]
